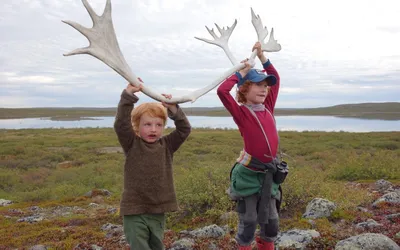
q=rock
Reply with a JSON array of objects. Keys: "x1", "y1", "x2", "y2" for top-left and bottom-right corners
[
  {"x1": 302, "y1": 198, "x2": 337, "y2": 219},
  {"x1": 335, "y1": 233, "x2": 400, "y2": 250},
  {"x1": 73, "y1": 244, "x2": 103, "y2": 250},
  {"x1": 17, "y1": 215, "x2": 44, "y2": 223},
  {"x1": 85, "y1": 189, "x2": 112, "y2": 198},
  {"x1": 89, "y1": 203, "x2": 99, "y2": 208},
  {"x1": 221, "y1": 224, "x2": 231, "y2": 234},
  {"x1": 356, "y1": 219, "x2": 382, "y2": 230},
  {"x1": 356, "y1": 206, "x2": 369, "y2": 213},
  {"x1": 275, "y1": 229, "x2": 320, "y2": 250},
  {"x1": 107, "y1": 207, "x2": 117, "y2": 214},
  {"x1": 372, "y1": 191, "x2": 400, "y2": 207},
  {"x1": 119, "y1": 234, "x2": 128, "y2": 247},
  {"x1": 50, "y1": 206, "x2": 76, "y2": 218},
  {"x1": 386, "y1": 213, "x2": 400, "y2": 222},
  {"x1": 96, "y1": 147, "x2": 123, "y2": 154},
  {"x1": 29, "y1": 245, "x2": 48, "y2": 250},
  {"x1": 57, "y1": 161, "x2": 74, "y2": 168},
  {"x1": 0, "y1": 199, "x2": 13, "y2": 206},
  {"x1": 374, "y1": 179, "x2": 393, "y2": 192},
  {"x1": 101, "y1": 223, "x2": 121, "y2": 232},
  {"x1": 29, "y1": 206, "x2": 41, "y2": 212},
  {"x1": 90, "y1": 245, "x2": 102, "y2": 250},
  {"x1": 180, "y1": 224, "x2": 225, "y2": 239},
  {"x1": 8, "y1": 208, "x2": 23, "y2": 215},
  {"x1": 101, "y1": 223, "x2": 123, "y2": 238},
  {"x1": 169, "y1": 238, "x2": 195, "y2": 250},
  {"x1": 91, "y1": 195, "x2": 104, "y2": 204}
]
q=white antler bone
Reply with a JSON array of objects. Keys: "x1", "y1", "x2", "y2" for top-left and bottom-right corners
[
  {"x1": 63, "y1": 0, "x2": 236, "y2": 104},
  {"x1": 195, "y1": 20, "x2": 238, "y2": 65},
  {"x1": 251, "y1": 8, "x2": 281, "y2": 52},
  {"x1": 195, "y1": 8, "x2": 280, "y2": 72}
]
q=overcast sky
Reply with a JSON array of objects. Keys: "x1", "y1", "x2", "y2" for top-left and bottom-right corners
[{"x1": 1, "y1": 0, "x2": 399, "y2": 108}]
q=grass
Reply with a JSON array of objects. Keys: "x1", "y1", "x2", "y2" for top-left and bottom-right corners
[{"x1": 0, "y1": 128, "x2": 399, "y2": 249}]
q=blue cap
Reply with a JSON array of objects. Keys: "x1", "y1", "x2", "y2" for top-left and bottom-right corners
[{"x1": 237, "y1": 69, "x2": 277, "y2": 87}]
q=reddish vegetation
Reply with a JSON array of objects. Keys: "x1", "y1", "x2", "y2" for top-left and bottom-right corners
[{"x1": 0, "y1": 184, "x2": 399, "y2": 249}]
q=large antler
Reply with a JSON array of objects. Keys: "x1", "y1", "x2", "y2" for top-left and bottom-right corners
[
  {"x1": 63, "y1": 0, "x2": 233, "y2": 104},
  {"x1": 251, "y1": 8, "x2": 281, "y2": 52},
  {"x1": 194, "y1": 20, "x2": 238, "y2": 65},
  {"x1": 196, "y1": 8, "x2": 281, "y2": 67}
]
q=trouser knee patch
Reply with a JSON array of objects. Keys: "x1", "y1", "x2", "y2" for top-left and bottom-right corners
[
  {"x1": 263, "y1": 219, "x2": 279, "y2": 237},
  {"x1": 236, "y1": 199, "x2": 246, "y2": 213}
]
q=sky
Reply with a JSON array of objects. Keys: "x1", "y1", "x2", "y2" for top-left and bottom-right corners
[{"x1": 1, "y1": 0, "x2": 399, "y2": 108}]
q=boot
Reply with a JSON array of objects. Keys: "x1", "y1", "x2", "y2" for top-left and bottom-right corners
[{"x1": 256, "y1": 237, "x2": 274, "y2": 250}]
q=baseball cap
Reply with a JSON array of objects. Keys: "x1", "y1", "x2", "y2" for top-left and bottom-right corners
[{"x1": 237, "y1": 69, "x2": 277, "y2": 87}]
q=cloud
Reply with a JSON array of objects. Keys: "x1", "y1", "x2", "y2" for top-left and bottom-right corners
[{"x1": 0, "y1": 0, "x2": 399, "y2": 108}]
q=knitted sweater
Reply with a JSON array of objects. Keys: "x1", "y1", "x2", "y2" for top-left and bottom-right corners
[{"x1": 114, "y1": 90, "x2": 191, "y2": 216}]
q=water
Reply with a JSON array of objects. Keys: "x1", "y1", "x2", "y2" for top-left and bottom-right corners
[{"x1": 0, "y1": 116, "x2": 399, "y2": 132}]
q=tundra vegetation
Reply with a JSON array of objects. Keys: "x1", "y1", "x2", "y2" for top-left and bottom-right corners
[{"x1": 0, "y1": 128, "x2": 399, "y2": 249}]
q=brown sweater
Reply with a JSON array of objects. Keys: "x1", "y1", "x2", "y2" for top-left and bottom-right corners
[{"x1": 114, "y1": 90, "x2": 191, "y2": 216}]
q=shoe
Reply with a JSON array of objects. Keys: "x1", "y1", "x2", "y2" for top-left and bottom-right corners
[
  {"x1": 256, "y1": 237, "x2": 274, "y2": 250},
  {"x1": 239, "y1": 245, "x2": 252, "y2": 250}
]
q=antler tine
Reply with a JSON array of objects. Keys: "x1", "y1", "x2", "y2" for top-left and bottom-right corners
[
  {"x1": 62, "y1": 20, "x2": 92, "y2": 41},
  {"x1": 82, "y1": 0, "x2": 99, "y2": 24},
  {"x1": 251, "y1": 8, "x2": 281, "y2": 52},
  {"x1": 264, "y1": 28, "x2": 281, "y2": 51},
  {"x1": 63, "y1": 47, "x2": 90, "y2": 57},
  {"x1": 206, "y1": 26, "x2": 218, "y2": 40},
  {"x1": 195, "y1": 19, "x2": 238, "y2": 65},
  {"x1": 251, "y1": 8, "x2": 268, "y2": 42},
  {"x1": 103, "y1": 0, "x2": 112, "y2": 17}
]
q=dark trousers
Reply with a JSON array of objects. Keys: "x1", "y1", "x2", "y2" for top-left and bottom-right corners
[{"x1": 235, "y1": 194, "x2": 279, "y2": 246}]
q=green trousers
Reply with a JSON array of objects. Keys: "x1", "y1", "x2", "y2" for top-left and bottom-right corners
[{"x1": 123, "y1": 213, "x2": 165, "y2": 250}]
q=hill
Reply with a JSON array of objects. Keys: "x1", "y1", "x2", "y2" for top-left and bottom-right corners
[{"x1": 0, "y1": 102, "x2": 399, "y2": 120}]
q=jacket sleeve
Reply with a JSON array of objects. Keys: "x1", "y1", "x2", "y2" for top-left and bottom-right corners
[
  {"x1": 263, "y1": 60, "x2": 280, "y2": 113},
  {"x1": 217, "y1": 73, "x2": 244, "y2": 127},
  {"x1": 114, "y1": 90, "x2": 139, "y2": 155},
  {"x1": 164, "y1": 105, "x2": 192, "y2": 153}
]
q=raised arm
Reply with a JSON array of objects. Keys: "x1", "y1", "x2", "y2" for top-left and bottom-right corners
[
  {"x1": 263, "y1": 61, "x2": 280, "y2": 113},
  {"x1": 253, "y1": 42, "x2": 280, "y2": 113},
  {"x1": 114, "y1": 84, "x2": 142, "y2": 154},
  {"x1": 217, "y1": 60, "x2": 252, "y2": 126},
  {"x1": 217, "y1": 74, "x2": 243, "y2": 126},
  {"x1": 163, "y1": 104, "x2": 192, "y2": 153}
]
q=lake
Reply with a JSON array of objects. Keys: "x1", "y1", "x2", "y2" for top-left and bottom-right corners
[{"x1": 0, "y1": 116, "x2": 399, "y2": 132}]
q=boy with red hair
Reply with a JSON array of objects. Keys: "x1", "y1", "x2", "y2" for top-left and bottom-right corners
[{"x1": 114, "y1": 83, "x2": 191, "y2": 250}]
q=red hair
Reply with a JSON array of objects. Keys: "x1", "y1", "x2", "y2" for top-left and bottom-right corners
[
  {"x1": 236, "y1": 80, "x2": 270, "y2": 104},
  {"x1": 131, "y1": 103, "x2": 167, "y2": 134}
]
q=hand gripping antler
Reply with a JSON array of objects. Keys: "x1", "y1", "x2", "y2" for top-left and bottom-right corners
[{"x1": 63, "y1": 0, "x2": 235, "y2": 104}]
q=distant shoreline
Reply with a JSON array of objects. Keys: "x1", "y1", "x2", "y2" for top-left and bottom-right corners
[{"x1": 1, "y1": 102, "x2": 399, "y2": 121}]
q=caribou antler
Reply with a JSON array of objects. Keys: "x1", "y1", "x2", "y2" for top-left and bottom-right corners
[
  {"x1": 63, "y1": 1, "x2": 281, "y2": 103},
  {"x1": 195, "y1": 8, "x2": 280, "y2": 71},
  {"x1": 195, "y1": 20, "x2": 238, "y2": 65},
  {"x1": 63, "y1": 0, "x2": 234, "y2": 104},
  {"x1": 251, "y1": 8, "x2": 281, "y2": 52}
]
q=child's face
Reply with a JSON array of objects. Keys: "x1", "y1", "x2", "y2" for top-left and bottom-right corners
[
  {"x1": 243, "y1": 81, "x2": 270, "y2": 105},
  {"x1": 138, "y1": 114, "x2": 164, "y2": 143}
]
